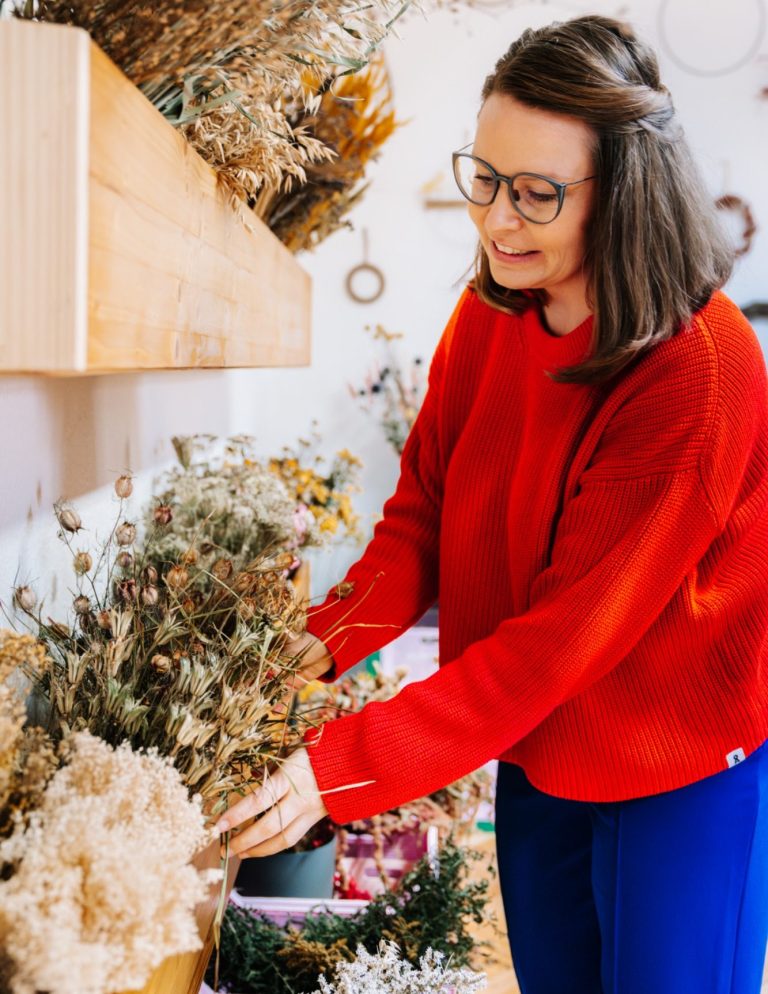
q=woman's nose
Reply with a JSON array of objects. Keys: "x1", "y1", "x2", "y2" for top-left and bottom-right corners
[{"x1": 486, "y1": 189, "x2": 524, "y2": 230}]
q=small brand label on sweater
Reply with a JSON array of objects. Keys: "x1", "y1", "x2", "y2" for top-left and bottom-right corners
[{"x1": 726, "y1": 748, "x2": 746, "y2": 768}]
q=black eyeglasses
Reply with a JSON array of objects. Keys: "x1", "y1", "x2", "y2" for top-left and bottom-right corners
[{"x1": 452, "y1": 145, "x2": 596, "y2": 224}]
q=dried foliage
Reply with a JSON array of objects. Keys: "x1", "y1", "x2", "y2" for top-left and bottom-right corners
[
  {"x1": 14, "y1": 0, "x2": 410, "y2": 247},
  {"x1": 350, "y1": 325, "x2": 426, "y2": 455},
  {"x1": 147, "y1": 434, "x2": 326, "y2": 583},
  {"x1": 9, "y1": 475, "x2": 314, "y2": 809},
  {"x1": 0, "y1": 732, "x2": 218, "y2": 994},
  {"x1": 263, "y1": 57, "x2": 399, "y2": 252},
  {"x1": 211, "y1": 840, "x2": 492, "y2": 993}
]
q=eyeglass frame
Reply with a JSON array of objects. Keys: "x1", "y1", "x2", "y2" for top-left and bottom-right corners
[{"x1": 451, "y1": 144, "x2": 597, "y2": 225}]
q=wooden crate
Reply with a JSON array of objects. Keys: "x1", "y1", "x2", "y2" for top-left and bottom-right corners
[{"x1": 0, "y1": 20, "x2": 311, "y2": 374}]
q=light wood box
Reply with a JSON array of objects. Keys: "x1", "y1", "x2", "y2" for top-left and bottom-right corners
[{"x1": 0, "y1": 20, "x2": 311, "y2": 374}]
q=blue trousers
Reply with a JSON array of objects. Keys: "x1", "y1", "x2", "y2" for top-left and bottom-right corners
[{"x1": 495, "y1": 741, "x2": 768, "y2": 994}]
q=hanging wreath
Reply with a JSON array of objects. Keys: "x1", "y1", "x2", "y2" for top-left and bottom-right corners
[{"x1": 715, "y1": 194, "x2": 757, "y2": 257}]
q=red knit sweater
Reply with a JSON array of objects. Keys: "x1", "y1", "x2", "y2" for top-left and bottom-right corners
[{"x1": 304, "y1": 287, "x2": 768, "y2": 825}]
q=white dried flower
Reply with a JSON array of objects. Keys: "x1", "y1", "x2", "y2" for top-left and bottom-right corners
[
  {"x1": 313, "y1": 942, "x2": 487, "y2": 994},
  {"x1": 72, "y1": 595, "x2": 90, "y2": 616},
  {"x1": 0, "y1": 732, "x2": 220, "y2": 994}
]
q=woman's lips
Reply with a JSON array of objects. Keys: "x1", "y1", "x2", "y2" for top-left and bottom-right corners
[{"x1": 490, "y1": 240, "x2": 539, "y2": 264}]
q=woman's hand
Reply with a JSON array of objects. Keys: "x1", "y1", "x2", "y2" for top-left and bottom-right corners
[
  {"x1": 284, "y1": 631, "x2": 335, "y2": 690},
  {"x1": 214, "y1": 747, "x2": 329, "y2": 858}
]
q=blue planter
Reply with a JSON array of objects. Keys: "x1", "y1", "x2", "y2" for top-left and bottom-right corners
[{"x1": 235, "y1": 833, "x2": 337, "y2": 898}]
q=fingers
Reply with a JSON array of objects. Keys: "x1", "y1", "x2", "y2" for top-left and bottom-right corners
[
  {"x1": 240, "y1": 812, "x2": 324, "y2": 858},
  {"x1": 229, "y1": 798, "x2": 317, "y2": 857},
  {"x1": 216, "y1": 769, "x2": 290, "y2": 834}
]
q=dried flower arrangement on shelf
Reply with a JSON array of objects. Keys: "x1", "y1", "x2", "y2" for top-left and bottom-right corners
[
  {"x1": 350, "y1": 324, "x2": 426, "y2": 455},
  {"x1": 210, "y1": 840, "x2": 492, "y2": 994},
  {"x1": 8, "y1": 0, "x2": 409, "y2": 250}
]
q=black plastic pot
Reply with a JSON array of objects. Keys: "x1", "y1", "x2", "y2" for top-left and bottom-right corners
[{"x1": 234, "y1": 833, "x2": 338, "y2": 898}]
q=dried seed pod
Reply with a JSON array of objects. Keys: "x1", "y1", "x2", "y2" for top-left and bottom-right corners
[
  {"x1": 181, "y1": 547, "x2": 199, "y2": 566},
  {"x1": 96, "y1": 610, "x2": 112, "y2": 631},
  {"x1": 141, "y1": 564, "x2": 158, "y2": 585},
  {"x1": 165, "y1": 565, "x2": 189, "y2": 590},
  {"x1": 56, "y1": 505, "x2": 82, "y2": 533},
  {"x1": 115, "y1": 578, "x2": 137, "y2": 603},
  {"x1": 211, "y1": 558, "x2": 233, "y2": 582},
  {"x1": 115, "y1": 522, "x2": 136, "y2": 546},
  {"x1": 181, "y1": 597, "x2": 197, "y2": 614},
  {"x1": 237, "y1": 596, "x2": 258, "y2": 621},
  {"x1": 73, "y1": 595, "x2": 90, "y2": 615},
  {"x1": 114, "y1": 474, "x2": 134, "y2": 499},
  {"x1": 73, "y1": 551, "x2": 93, "y2": 575},
  {"x1": 13, "y1": 585, "x2": 37, "y2": 612},
  {"x1": 151, "y1": 653, "x2": 172, "y2": 674},
  {"x1": 116, "y1": 551, "x2": 134, "y2": 570},
  {"x1": 47, "y1": 620, "x2": 70, "y2": 639},
  {"x1": 154, "y1": 504, "x2": 173, "y2": 525},
  {"x1": 231, "y1": 571, "x2": 253, "y2": 594},
  {"x1": 189, "y1": 640, "x2": 205, "y2": 657},
  {"x1": 200, "y1": 542, "x2": 215, "y2": 556},
  {"x1": 140, "y1": 585, "x2": 159, "y2": 607}
]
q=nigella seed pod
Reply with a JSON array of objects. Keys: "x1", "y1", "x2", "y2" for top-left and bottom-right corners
[
  {"x1": 96, "y1": 610, "x2": 112, "y2": 631},
  {"x1": 151, "y1": 653, "x2": 172, "y2": 674},
  {"x1": 115, "y1": 522, "x2": 136, "y2": 547},
  {"x1": 13, "y1": 585, "x2": 37, "y2": 612},
  {"x1": 140, "y1": 585, "x2": 159, "y2": 607},
  {"x1": 141, "y1": 565, "x2": 158, "y2": 585},
  {"x1": 181, "y1": 547, "x2": 199, "y2": 566},
  {"x1": 154, "y1": 504, "x2": 173, "y2": 525},
  {"x1": 73, "y1": 595, "x2": 90, "y2": 615},
  {"x1": 116, "y1": 551, "x2": 134, "y2": 570},
  {"x1": 211, "y1": 558, "x2": 233, "y2": 581},
  {"x1": 56, "y1": 505, "x2": 82, "y2": 533},
  {"x1": 231, "y1": 571, "x2": 252, "y2": 594},
  {"x1": 115, "y1": 579, "x2": 137, "y2": 603},
  {"x1": 73, "y1": 551, "x2": 93, "y2": 575},
  {"x1": 164, "y1": 565, "x2": 189, "y2": 590},
  {"x1": 114, "y1": 474, "x2": 134, "y2": 499},
  {"x1": 237, "y1": 596, "x2": 258, "y2": 621},
  {"x1": 181, "y1": 597, "x2": 196, "y2": 614}
]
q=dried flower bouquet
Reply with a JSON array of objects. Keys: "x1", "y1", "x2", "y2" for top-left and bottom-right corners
[
  {"x1": 0, "y1": 632, "x2": 221, "y2": 994},
  {"x1": 8, "y1": 0, "x2": 411, "y2": 248}
]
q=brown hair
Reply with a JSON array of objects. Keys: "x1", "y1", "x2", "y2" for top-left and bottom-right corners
[{"x1": 472, "y1": 15, "x2": 734, "y2": 385}]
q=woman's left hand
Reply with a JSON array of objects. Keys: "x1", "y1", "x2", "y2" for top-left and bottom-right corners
[{"x1": 214, "y1": 747, "x2": 329, "y2": 858}]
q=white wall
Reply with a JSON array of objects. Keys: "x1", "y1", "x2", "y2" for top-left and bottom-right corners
[{"x1": 2, "y1": 0, "x2": 767, "y2": 615}]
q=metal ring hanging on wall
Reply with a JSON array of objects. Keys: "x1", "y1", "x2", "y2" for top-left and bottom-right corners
[
  {"x1": 658, "y1": 0, "x2": 767, "y2": 77},
  {"x1": 345, "y1": 229, "x2": 386, "y2": 304}
]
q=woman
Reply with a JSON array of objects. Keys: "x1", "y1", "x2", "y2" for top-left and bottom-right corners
[{"x1": 216, "y1": 16, "x2": 768, "y2": 994}]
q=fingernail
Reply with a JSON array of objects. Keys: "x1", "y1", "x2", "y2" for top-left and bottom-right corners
[{"x1": 215, "y1": 819, "x2": 229, "y2": 834}]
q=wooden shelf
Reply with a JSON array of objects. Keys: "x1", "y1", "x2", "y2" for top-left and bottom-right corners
[{"x1": 0, "y1": 20, "x2": 311, "y2": 374}]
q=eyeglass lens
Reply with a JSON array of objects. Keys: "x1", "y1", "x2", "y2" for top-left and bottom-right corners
[{"x1": 453, "y1": 155, "x2": 561, "y2": 223}]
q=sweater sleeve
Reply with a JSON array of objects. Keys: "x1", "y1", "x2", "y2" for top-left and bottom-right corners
[
  {"x1": 305, "y1": 328, "x2": 765, "y2": 823},
  {"x1": 303, "y1": 290, "x2": 470, "y2": 676}
]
